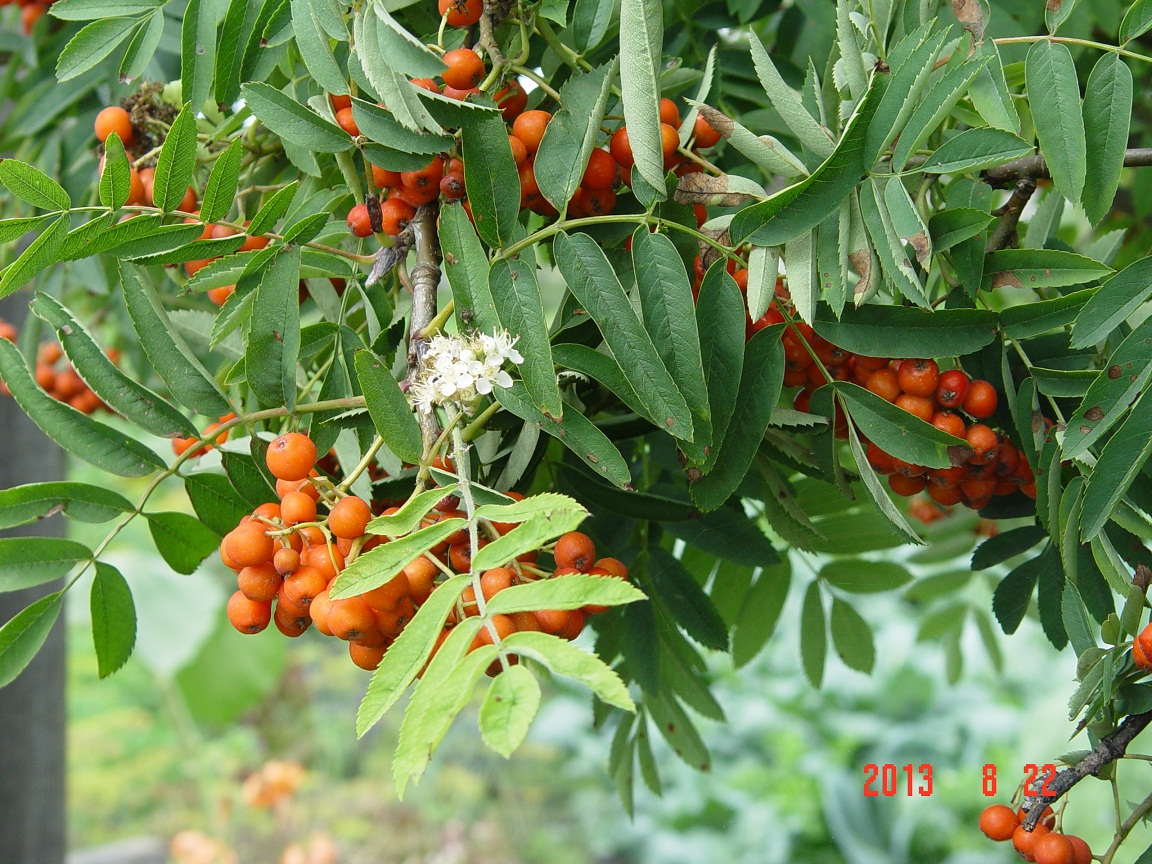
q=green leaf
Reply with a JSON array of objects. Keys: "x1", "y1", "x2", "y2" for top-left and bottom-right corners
[
  {"x1": 687, "y1": 104, "x2": 807, "y2": 177},
  {"x1": 695, "y1": 264, "x2": 745, "y2": 471},
  {"x1": 215, "y1": 0, "x2": 268, "y2": 104},
  {"x1": 929, "y1": 208, "x2": 994, "y2": 252},
  {"x1": 731, "y1": 73, "x2": 886, "y2": 247},
  {"x1": 0, "y1": 482, "x2": 133, "y2": 529},
  {"x1": 392, "y1": 625, "x2": 493, "y2": 796},
  {"x1": 1081, "y1": 53, "x2": 1132, "y2": 224},
  {"x1": 864, "y1": 26, "x2": 949, "y2": 166},
  {"x1": 479, "y1": 664, "x2": 541, "y2": 758},
  {"x1": 571, "y1": 0, "x2": 613, "y2": 51},
  {"x1": 31, "y1": 293, "x2": 197, "y2": 439},
  {"x1": 1046, "y1": 0, "x2": 1079, "y2": 33},
  {"x1": 1080, "y1": 388, "x2": 1152, "y2": 541},
  {"x1": 184, "y1": 473, "x2": 252, "y2": 537},
  {"x1": 890, "y1": 53, "x2": 992, "y2": 171},
  {"x1": 90, "y1": 562, "x2": 135, "y2": 678},
  {"x1": 356, "y1": 573, "x2": 471, "y2": 736},
  {"x1": 820, "y1": 559, "x2": 912, "y2": 593},
  {"x1": 198, "y1": 139, "x2": 244, "y2": 224},
  {"x1": 557, "y1": 462, "x2": 694, "y2": 522},
  {"x1": 663, "y1": 502, "x2": 781, "y2": 568},
  {"x1": 351, "y1": 99, "x2": 455, "y2": 155},
  {"x1": 690, "y1": 327, "x2": 783, "y2": 510},
  {"x1": 487, "y1": 572, "x2": 645, "y2": 615},
  {"x1": 993, "y1": 550, "x2": 1044, "y2": 634},
  {"x1": 836, "y1": 382, "x2": 967, "y2": 469},
  {"x1": 504, "y1": 630, "x2": 635, "y2": 710},
  {"x1": 732, "y1": 564, "x2": 790, "y2": 668},
  {"x1": 461, "y1": 113, "x2": 521, "y2": 247},
  {"x1": 536, "y1": 59, "x2": 616, "y2": 211},
  {"x1": 120, "y1": 261, "x2": 231, "y2": 417},
  {"x1": 146, "y1": 511, "x2": 222, "y2": 574},
  {"x1": 844, "y1": 421, "x2": 922, "y2": 546},
  {"x1": 1072, "y1": 257, "x2": 1152, "y2": 347},
  {"x1": 182, "y1": 0, "x2": 217, "y2": 112},
  {"x1": 647, "y1": 546, "x2": 728, "y2": 650},
  {"x1": 119, "y1": 8, "x2": 165, "y2": 83},
  {"x1": 291, "y1": 0, "x2": 347, "y2": 94},
  {"x1": 330, "y1": 521, "x2": 466, "y2": 599},
  {"x1": 632, "y1": 230, "x2": 711, "y2": 451},
  {"x1": 0, "y1": 592, "x2": 63, "y2": 688},
  {"x1": 98, "y1": 133, "x2": 131, "y2": 210},
  {"x1": 245, "y1": 246, "x2": 301, "y2": 410},
  {"x1": 984, "y1": 249, "x2": 1111, "y2": 291},
  {"x1": 749, "y1": 30, "x2": 832, "y2": 158},
  {"x1": 489, "y1": 259, "x2": 564, "y2": 419},
  {"x1": 618, "y1": 0, "x2": 666, "y2": 192},
  {"x1": 1121, "y1": 0, "x2": 1152, "y2": 41},
  {"x1": 813, "y1": 304, "x2": 997, "y2": 357},
  {"x1": 471, "y1": 509, "x2": 589, "y2": 572},
  {"x1": 1062, "y1": 314, "x2": 1152, "y2": 458},
  {"x1": 0, "y1": 214, "x2": 67, "y2": 299},
  {"x1": 1025, "y1": 40, "x2": 1086, "y2": 204},
  {"x1": 976, "y1": 525, "x2": 1050, "y2": 571},
  {"x1": 51, "y1": 0, "x2": 163, "y2": 18},
  {"x1": 366, "y1": 485, "x2": 460, "y2": 537},
  {"x1": 859, "y1": 176, "x2": 927, "y2": 306},
  {"x1": 221, "y1": 450, "x2": 277, "y2": 508},
  {"x1": 1000, "y1": 288, "x2": 1094, "y2": 339},
  {"x1": 495, "y1": 382, "x2": 630, "y2": 487},
  {"x1": 745, "y1": 244, "x2": 780, "y2": 324},
  {"x1": 0, "y1": 216, "x2": 50, "y2": 245},
  {"x1": 0, "y1": 159, "x2": 69, "y2": 211},
  {"x1": 246, "y1": 182, "x2": 297, "y2": 237},
  {"x1": 241, "y1": 81, "x2": 354, "y2": 152},
  {"x1": 921, "y1": 128, "x2": 1033, "y2": 174},
  {"x1": 882, "y1": 177, "x2": 931, "y2": 268},
  {"x1": 0, "y1": 537, "x2": 90, "y2": 593},
  {"x1": 0, "y1": 338, "x2": 165, "y2": 477},
  {"x1": 440, "y1": 203, "x2": 498, "y2": 333},
  {"x1": 553, "y1": 232, "x2": 692, "y2": 437},
  {"x1": 800, "y1": 581, "x2": 825, "y2": 687},
  {"x1": 370, "y1": 6, "x2": 446, "y2": 79},
  {"x1": 969, "y1": 39, "x2": 1020, "y2": 133},
  {"x1": 354, "y1": 350, "x2": 421, "y2": 465},
  {"x1": 57, "y1": 16, "x2": 136, "y2": 81},
  {"x1": 829, "y1": 598, "x2": 874, "y2": 673},
  {"x1": 551, "y1": 343, "x2": 655, "y2": 426}
]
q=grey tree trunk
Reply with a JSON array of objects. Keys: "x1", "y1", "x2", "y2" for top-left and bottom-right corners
[{"x1": 0, "y1": 295, "x2": 67, "y2": 864}]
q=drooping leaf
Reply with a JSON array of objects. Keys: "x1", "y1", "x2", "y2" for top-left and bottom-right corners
[
  {"x1": 1081, "y1": 53, "x2": 1133, "y2": 225},
  {"x1": 921, "y1": 128, "x2": 1033, "y2": 174},
  {"x1": 245, "y1": 246, "x2": 301, "y2": 410},
  {"x1": 820, "y1": 559, "x2": 912, "y2": 593},
  {"x1": 836, "y1": 382, "x2": 967, "y2": 469},
  {"x1": 182, "y1": 0, "x2": 217, "y2": 112},
  {"x1": 0, "y1": 537, "x2": 91, "y2": 593},
  {"x1": 830, "y1": 598, "x2": 874, "y2": 673},
  {"x1": 479, "y1": 664, "x2": 541, "y2": 758},
  {"x1": 0, "y1": 482, "x2": 132, "y2": 529},
  {"x1": 146, "y1": 511, "x2": 222, "y2": 575},
  {"x1": 503, "y1": 630, "x2": 635, "y2": 710},
  {"x1": 354, "y1": 350, "x2": 422, "y2": 465},
  {"x1": 440, "y1": 203, "x2": 498, "y2": 333},
  {"x1": 489, "y1": 258, "x2": 564, "y2": 419},
  {"x1": 695, "y1": 264, "x2": 745, "y2": 471},
  {"x1": 0, "y1": 592, "x2": 63, "y2": 688},
  {"x1": 90, "y1": 562, "x2": 136, "y2": 678},
  {"x1": 993, "y1": 549, "x2": 1045, "y2": 634},
  {"x1": 800, "y1": 580, "x2": 826, "y2": 687},
  {"x1": 462, "y1": 112, "x2": 521, "y2": 247},
  {"x1": 618, "y1": 0, "x2": 666, "y2": 192}
]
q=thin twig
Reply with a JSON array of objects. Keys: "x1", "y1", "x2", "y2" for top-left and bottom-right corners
[
  {"x1": 982, "y1": 148, "x2": 1152, "y2": 189},
  {"x1": 985, "y1": 177, "x2": 1036, "y2": 253},
  {"x1": 407, "y1": 202, "x2": 442, "y2": 455}
]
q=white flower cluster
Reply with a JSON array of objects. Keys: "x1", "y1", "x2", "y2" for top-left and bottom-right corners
[{"x1": 410, "y1": 329, "x2": 524, "y2": 413}]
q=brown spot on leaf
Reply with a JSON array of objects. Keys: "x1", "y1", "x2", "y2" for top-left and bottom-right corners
[
  {"x1": 686, "y1": 466, "x2": 702, "y2": 483},
  {"x1": 1046, "y1": 0, "x2": 1062, "y2": 9},
  {"x1": 674, "y1": 172, "x2": 760, "y2": 207},
  {"x1": 664, "y1": 417, "x2": 676, "y2": 428},
  {"x1": 667, "y1": 724, "x2": 676, "y2": 733},
  {"x1": 273, "y1": 330, "x2": 283, "y2": 343},
  {"x1": 992, "y1": 271, "x2": 1023, "y2": 289},
  {"x1": 849, "y1": 250, "x2": 873, "y2": 302},
  {"x1": 1108, "y1": 365, "x2": 1122, "y2": 379},
  {"x1": 952, "y1": 0, "x2": 985, "y2": 39},
  {"x1": 1135, "y1": 564, "x2": 1151, "y2": 592},
  {"x1": 907, "y1": 232, "x2": 931, "y2": 267},
  {"x1": 1080, "y1": 425, "x2": 1091, "y2": 434},
  {"x1": 1084, "y1": 406, "x2": 1104, "y2": 421},
  {"x1": 588, "y1": 454, "x2": 599, "y2": 463}
]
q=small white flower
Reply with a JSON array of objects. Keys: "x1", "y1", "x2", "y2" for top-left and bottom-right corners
[{"x1": 409, "y1": 328, "x2": 525, "y2": 413}]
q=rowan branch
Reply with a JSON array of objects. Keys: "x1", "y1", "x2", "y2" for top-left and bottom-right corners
[
  {"x1": 985, "y1": 177, "x2": 1036, "y2": 254},
  {"x1": 983, "y1": 148, "x2": 1152, "y2": 189},
  {"x1": 407, "y1": 202, "x2": 442, "y2": 454},
  {"x1": 1021, "y1": 709, "x2": 1152, "y2": 831}
]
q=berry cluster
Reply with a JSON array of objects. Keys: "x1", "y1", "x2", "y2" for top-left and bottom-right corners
[
  {"x1": 222, "y1": 432, "x2": 627, "y2": 672},
  {"x1": 1131, "y1": 623, "x2": 1152, "y2": 670},
  {"x1": 0, "y1": 320, "x2": 112, "y2": 415},
  {"x1": 94, "y1": 106, "x2": 197, "y2": 214},
  {"x1": 979, "y1": 804, "x2": 1091, "y2": 864}
]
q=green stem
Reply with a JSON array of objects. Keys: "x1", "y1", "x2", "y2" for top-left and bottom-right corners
[
  {"x1": 993, "y1": 35, "x2": 1152, "y2": 65},
  {"x1": 418, "y1": 299, "x2": 456, "y2": 339},
  {"x1": 498, "y1": 213, "x2": 735, "y2": 261},
  {"x1": 338, "y1": 435, "x2": 384, "y2": 492},
  {"x1": 462, "y1": 400, "x2": 500, "y2": 442}
]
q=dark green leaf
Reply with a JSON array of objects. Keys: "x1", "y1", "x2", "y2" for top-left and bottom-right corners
[
  {"x1": 1001, "y1": 288, "x2": 1094, "y2": 339},
  {"x1": 0, "y1": 537, "x2": 90, "y2": 593},
  {"x1": 690, "y1": 327, "x2": 783, "y2": 510},
  {"x1": 553, "y1": 232, "x2": 692, "y2": 436},
  {"x1": 1081, "y1": 53, "x2": 1132, "y2": 224},
  {"x1": 146, "y1": 511, "x2": 222, "y2": 574},
  {"x1": 921, "y1": 127, "x2": 1033, "y2": 174},
  {"x1": 199, "y1": 139, "x2": 245, "y2": 224},
  {"x1": 0, "y1": 592, "x2": 63, "y2": 688},
  {"x1": 836, "y1": 382, "x2": 967, "y2": 469},
  {"x1": 0, "y1": 482, "x2": 132, "y2": 529},
  {"x1": 1025, "y1": 40, "x2": 1086, "y2": 203},
  {"x1": 440, "y1": 203, "x2": 498, "y2": 333},
  {"x1": 245, "y1": 246, "x2": 301, "y2": 409},
  {"x1": 814, "y1": 304, "x2": 997, "y2": 357},
  {"x1": 662, "y1": 503, "x2": 780, "y2": 568},
  {"x1": 182, "y1": 0, "x2": 217, "y2": 113},
  {"x1": 984, "y1": 249, "x2": 1111, "y2": 291},
  {"x1": 1071, "y1": 256, "x2": 1152, "y2": 348},
  {"x1": 800, "y1": 581, "x2": 825, "y2": 687},
  {"x1": 57, "y1": 16, "x2": 136, "y2": 81},
  {"x1": 241, "y1": 81, "x2": 354, "y2": 152},
  {"x1": 90, "y1": 562, "x2": 135, "y2": 678},
  {"x1": 732, "y1": 563, "x2": 790, "y2": 667},
  {"x1": 0, "y1": 339, "x2": 164, "y2": 477},
  {"x1": 351, "y1": 98, "x2": 455, "y2": 155},
  {"x1": 120, "y1": 262, "x2": 231, "y2": 417},
  {"x1": 489, "y1": 259, "x2": 563, "y2": 418},
  {"x1": 98, "y1": 133, "x2": 131, "y2": 210},
  {"x1": 1121, "y1": 0, "x2": 1152, "y2": 41},
  {"x1": 0, "y1": 217, "x2": 68, "y2": 300},
  {"x1": 844, "y1": 421, "x2": 922, "y2": 546},
  {"x1": 647, "y1": 546, "x2": 728, "y2": 651},
  {"x1": 695, "y1": 264, "x2": 745, "y2": 471},
  {"x1": 929, "y1": 207, "x2": 994, "y2": 252},
  {"x1": 863, "y1": 26, "x2": 949, "y2": 166},
  {"x1": 993, "y1": 549, "x2": 1045, "y2": 634},
  {"x1": 354, "y1": 349, "x2": 421, "y2": 465},
  {"x1": 246, "y1": 181, "x2": 297, "y2": 237},
  {"x1": 291, "y1": 0, "x2": 347, "y2": 94},
  {"x1": 184, "y1": 473, "x2": 252, "y2": 537},
  {"x1": 119, "y1": 8, "x2": 165, "y2": 83},
  {"x1": 221, "y1": 450, "x2": 277, "y2": 508},
  {"x1": 462, "y1": 112, "x2": 520, "y2": 247},
  {"x1": 891, "y1": 53, "x2": 992, "y2": 171},
  {"x1": 972, "y1": 525, "x2": 1048, "y2": 570},
  {"x1": 829, "y1": 598, "x2": 874, "y2": 673},
  {"x1": 1081, "y1": 388, "x2": 1152, "y2": 540}
]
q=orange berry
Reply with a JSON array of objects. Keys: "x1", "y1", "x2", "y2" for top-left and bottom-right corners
[
  {"x1": 266, "y1": 433, "x2": 317, "y2": 481},
  {"x1": 896, "y1": 358, "x2": 939, "y2": 398},
  {"x1": 227, "y1": 591, "x2": 271, "y2": 634},
  {"x1": 963, "y1": 379, "x2": 998, "y2": 419},
  {"x1": 659, "y1": 97, "x2": 680, "y2": 127},
  {"x1": 1033, "y1": 833, "x2": 1074, "y2": 864},
  {"x1": 479, "y1": 567, "x2": 517, "y2": 601},
  {"x1": 279, "y1": 565, "x2": 327, "y2": 611},
  {"x1": 380, "y1": 197, "x2": 416, "y2": 235},
  {"x1": 326, "y1": 596, "x2": 378, "y2": 642},
  {"x1": 692, "y1": 114, "x2": 722, "y2": 148},
  {"x1": 1012, "y1": 823, "x2": 1051, "y2": 861},
  {"x1": 895, "y1": 393, "x2": 935, "y2": 423},
  {"x1": 554, "y1": 531, "x2": 596, "y2": 572},
  {"x1": 335, "y1": 107, "x2": 360, "y2": 136},
  {"x1": 865, "y1": 367, "x2": 901, "y2": 402},
  {"x1": 273, "y1": 547, "x2": 300, "y2": 576},
  {"x1": 494, "y1": 78, "x2": 527, "y2": 121},
  {"x1": 328, "y1": 496, "x2": 371, "y2": 540},
  {"x1": 1066, "y1": 836, "x2": 1092, "y2": 864},
  {"x1": 280, "y1": 490, "x2": 317, "y2": 526},
  {"x1": 609, "y1": 126, "x2": 634, "y2": 168},
  {"x1": 581, "y1": 149, "x2": 619, "y2": 189},
  {"x1": 225, "y1": 521, "x2": 275, "y2": 568},
  {"x1": 94, "y1": 106, "x2": 134, "y2": 146},
  {"x1": 349, "y1": 641, "x2": 387, "y2": 670},
  {"x1": 512, "y1": 110, "x2": 552, "y2": 154},
  {"x1": 441, "y1": 48, "x2": 485, "y2": 90}
]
